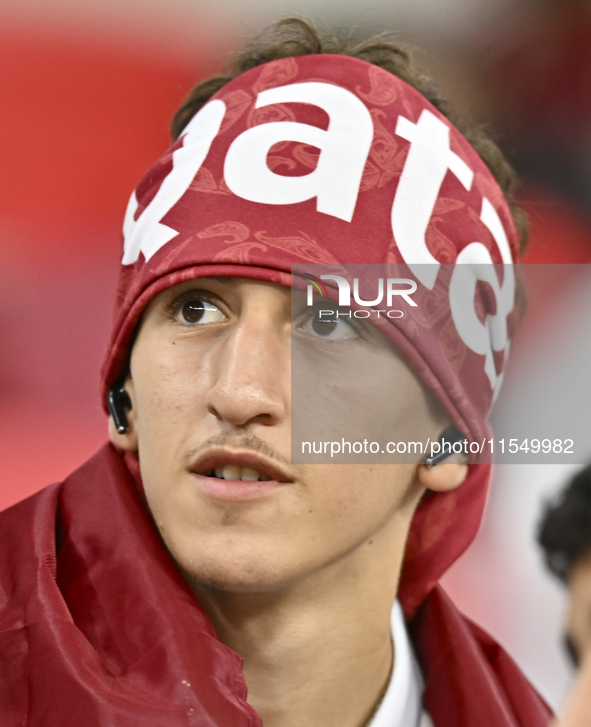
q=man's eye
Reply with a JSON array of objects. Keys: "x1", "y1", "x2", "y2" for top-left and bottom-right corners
[
  {"x1": 299, "y1": 309, "x2": 359, "y2": 340},
  {"x1": 177, "y1": 298, "x2": 226, "y2": 325}
]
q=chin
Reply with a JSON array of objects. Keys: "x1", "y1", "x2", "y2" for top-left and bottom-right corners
[
  {"x1": 169, "y1": 534, "x2": 307, "y2": 595},
  {"x1": 182, "y1": 559, "x2": 299, "y2": 595},
  {"x1": 186, "y1": 569, "x2": 286, "y2": 595}
]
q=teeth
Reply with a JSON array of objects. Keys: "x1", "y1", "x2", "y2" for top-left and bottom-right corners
[
  {"x1": 210, "y1": 464, "x2": 272, "y2": 482},
  {"x1": 222, "y1": 465, "x2": 240, "y2": 481}
]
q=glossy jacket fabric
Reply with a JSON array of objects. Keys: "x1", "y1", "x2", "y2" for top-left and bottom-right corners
[{"x1": 0, "y1": 444, "x2": 551, "y2": 726}]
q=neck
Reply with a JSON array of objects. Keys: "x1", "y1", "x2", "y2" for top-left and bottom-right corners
[{"x1": 194, "y1": 518, "x2": 409, "y2": 727}]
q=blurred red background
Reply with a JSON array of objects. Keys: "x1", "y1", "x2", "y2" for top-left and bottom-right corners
[
  {"x1": 2, "y1": 4, "x2": 591, "y2": 710},
  {"x1": 0, "y1": 25, "x2": 217, "y2": 507}
]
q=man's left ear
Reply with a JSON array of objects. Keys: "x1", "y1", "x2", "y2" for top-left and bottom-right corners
[{"x1": 416, "y1": 459, "x2": 469, "y2": 493}]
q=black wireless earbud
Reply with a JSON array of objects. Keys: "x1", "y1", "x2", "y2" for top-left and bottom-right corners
[
  {"x1": 107, "y1": 384, "x2": 132, "y2": 435},
  {"x1": 424, "y1": 425, "x2": 465, "y2": 467}
]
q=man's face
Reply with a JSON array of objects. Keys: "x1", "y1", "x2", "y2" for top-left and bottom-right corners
[
  {"x1": 120, "y1": 277, "x2": 450, "y2": 593},
  {"x1": 558, "y1": 551, "x2": 591, "y2": 726}
]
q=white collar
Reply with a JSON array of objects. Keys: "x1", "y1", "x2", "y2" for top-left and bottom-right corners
[{"x1": 368, "y1": 600, "x2": 433, "y2": 727}]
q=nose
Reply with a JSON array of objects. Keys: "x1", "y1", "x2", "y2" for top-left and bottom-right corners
[{"x1": 205, "y1": 310, "x2": 289, "y2": 428}]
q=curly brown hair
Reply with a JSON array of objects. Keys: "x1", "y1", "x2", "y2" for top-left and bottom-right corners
[{"x1": 171, "y1": 17, "x2": 528, "y2": 253}]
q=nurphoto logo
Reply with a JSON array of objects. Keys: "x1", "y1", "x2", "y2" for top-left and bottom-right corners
[{"x1": 302, "y1": 272, "x2": 418, "y2": 320}]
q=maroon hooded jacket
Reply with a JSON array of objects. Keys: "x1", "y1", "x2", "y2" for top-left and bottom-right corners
[{"x1": 0, "y1": 445, "x2": 550, "y2": 726}]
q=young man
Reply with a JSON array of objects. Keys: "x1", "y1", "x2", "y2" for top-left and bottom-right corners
[
  {"x1": 539, "y1": 464, "x2": 591, "y2": 726},
  {"x1": 0, "y1": 19, "x2": 550, "y2": 727}
]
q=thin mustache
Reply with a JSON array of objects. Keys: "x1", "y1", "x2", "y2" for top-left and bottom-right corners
[{"x1": 186, "y1": 433, "x2": 292, "y2": 469}]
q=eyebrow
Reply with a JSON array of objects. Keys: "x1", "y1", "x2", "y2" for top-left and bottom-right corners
[
  {"x1": 213, "y1": 277, "x2": 232, "y2": 284},
  {"x1": 563, "y1": 633, "x2": 580, "y2": 668}
]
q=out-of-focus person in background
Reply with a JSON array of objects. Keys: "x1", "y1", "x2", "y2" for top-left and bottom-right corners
[{"x1": 539, "y1": 464, "x2": 591, "y2": 726}]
